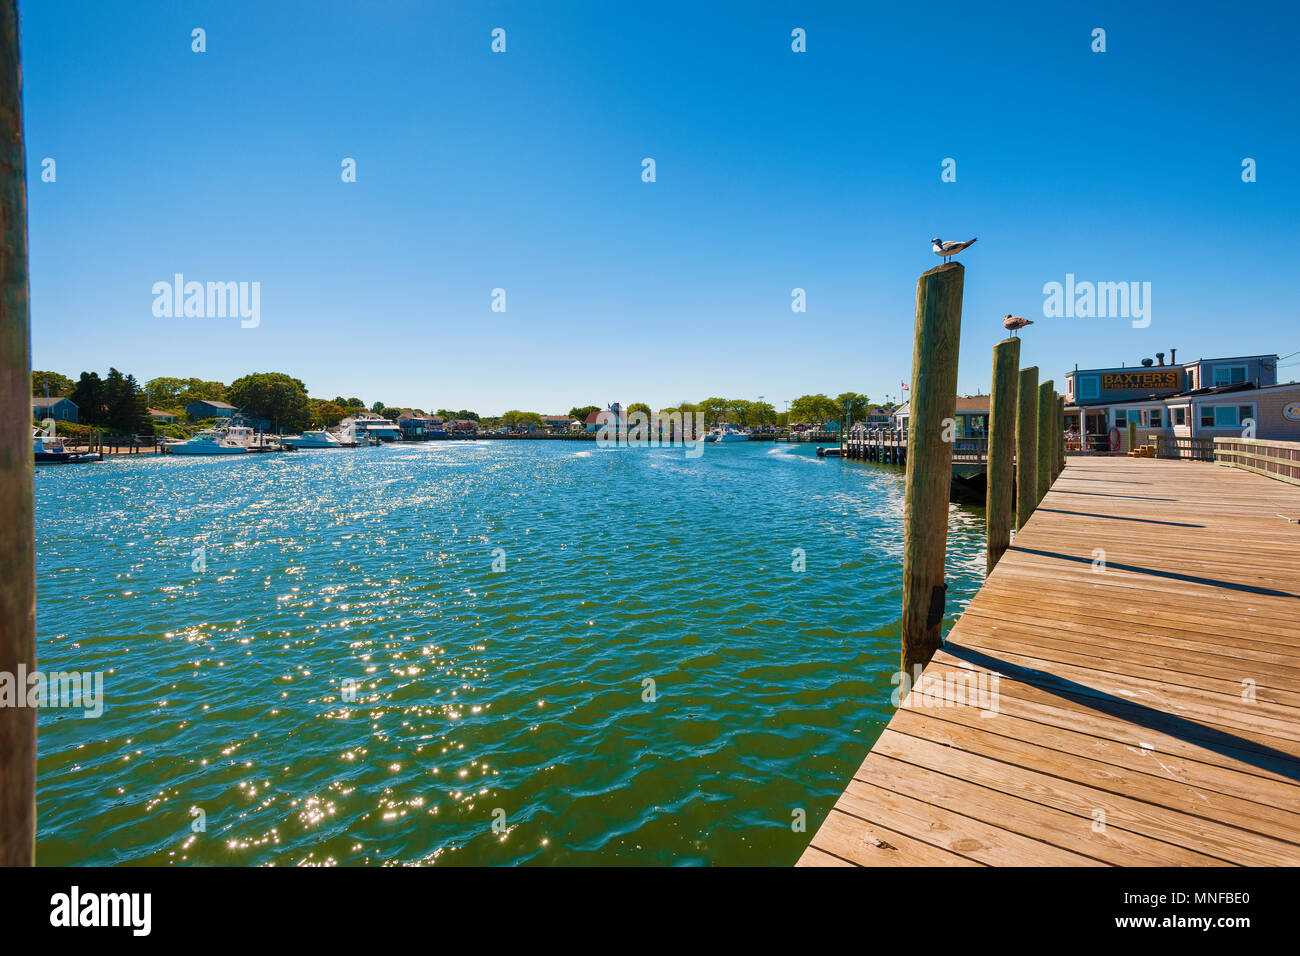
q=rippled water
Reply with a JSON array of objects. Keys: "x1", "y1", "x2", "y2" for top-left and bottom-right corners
[{"x1": 34, "y1": 440, "x2": 986, "y2": 865}]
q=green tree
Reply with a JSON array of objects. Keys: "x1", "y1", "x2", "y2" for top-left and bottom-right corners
[
  {"x1": 746, "y1": 401, "x2": 778, "y2": 426},
  {"x1": 32, "y1": 371, "x2": 74, "y2": 397},
  {"x1": 145, "y1": 377, "x2": 226, "y2": 410},
  {"x1": 789, "y1": 393, "x2": 840, "y2": 425},
  {"x1": 568, "y1": 405, "x2": 599, "y2": 424},
  {"x1": 313, "y1": 400, "x2": 347, "y2": 427},
  {"x1": 501, "y1": 410, "x2": 544, "y2": 428},
  {"x1": 626, "y1": 402, "x2": 652, "y2": 419},
  {"x1": 69, "y1": 372, "x2": 106, "y2": 426},
  {"x1": 835, "y1": 392, "x2": 871, "y2": 424},
  {"x1": 227, "y1": 372, "x2": 313, "y2": 432},
  {"x1": 698, "y1": 397, "x2": 731, "y2": 425}
]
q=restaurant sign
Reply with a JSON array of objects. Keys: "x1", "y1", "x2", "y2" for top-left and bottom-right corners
[{"x1": 1100, "y1": 370, "x2": 1180, "y2": 391}]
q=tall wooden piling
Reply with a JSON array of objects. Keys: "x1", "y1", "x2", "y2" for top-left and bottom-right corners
[
  {"x1": 0, "y1": 0, "x2": 36, "y2": 868},
  {"x1": 985, "y1": 337, "x2": 1020, "y2": 573},
  {"x1": 1036, "y1": 379, "x2": 1055, "y2": 505},
  {"x1": 901, "y1": 263, "x2": 963, "y2": 676},
  {"x1": 1015, "y1": 367, "x2": 1039, "y2": 530},
  {"x1": 1056, "y1": 395, "x2": 1066, "y2": 476}
]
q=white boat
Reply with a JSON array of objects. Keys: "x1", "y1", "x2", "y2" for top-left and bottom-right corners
[
  {"x1": 340, "y1": 414, "x2": 400, "y2": 443},
  {"x1": 166, "y1": 427, "x2": 252, "y2": 455},
  {"x1": 280, "y1": 428, "x2": 344, "y2": 449},
  {"x1": 707, "y1": 425, "x2": 752, "y2": 443},
  {"x1": 33, "y1": 426, "x2": 102, "y2": 465}
]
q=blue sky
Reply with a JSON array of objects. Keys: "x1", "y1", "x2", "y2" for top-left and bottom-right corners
[{"x1": 22, "y1": 1, "x2": 1300, "y2": 414}]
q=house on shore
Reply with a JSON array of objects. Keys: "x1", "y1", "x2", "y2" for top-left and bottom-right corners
[
  {"x1": 148, "y1": 408, "x2": 178, "y2": 424},
  {"x1": 32, "y1": 395, "x2": 78, "y2": 423},
  {"x1": 892, "y1": 396, "x2": 990, "y2": 437},
  {"x1": 185, "y1": 399, "x2": 237, "y2": 420}
]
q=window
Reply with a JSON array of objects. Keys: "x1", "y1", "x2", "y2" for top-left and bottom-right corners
[
  {"x1": 1173, "y1": 407, "x2": 1186, "y2": 426},
  {"x1": 1078, "y1": 376, "x2": 1100, "y2": 401},
  {"x1": 1212, "y1": 365, "x2": 1247, "y2": 386},
  {"x1": 1113, "y1": 409, "x2": 1127, "y2": 427},
  {"x1": 1200, "y1": 404, "x2": 1255, "y2": 428},
  {"x1": 1148, "y1": 409, "x2": 1162, "y2": 428}
]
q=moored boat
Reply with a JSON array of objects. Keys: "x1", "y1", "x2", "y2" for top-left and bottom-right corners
[{"x1": 33, "y1": 429, "x2": 102, "y2": 465}]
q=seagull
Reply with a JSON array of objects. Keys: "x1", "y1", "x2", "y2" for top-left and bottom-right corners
[
  {"x1": 931, "y1": 237, "x2": 977, "y2": 263},
  {"x1": 1003, "y1": 313, "x2": 1034, "y2": 337}
]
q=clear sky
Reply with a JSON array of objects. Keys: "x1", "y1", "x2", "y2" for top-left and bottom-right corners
[{"x1": 21, "y1": 0, "x2": 1300, "y2": 414}]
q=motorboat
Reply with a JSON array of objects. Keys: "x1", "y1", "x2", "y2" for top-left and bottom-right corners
[
  {"x1": 280, "y1": 428, "x2": 345, "y2": 449},
  {"x1": 706, "y1": 425, "x2": 752, "y2": 443},
  {"x1": 33, "y1": 428, "x2": 102, "y2": 465},
  {"x1": 341, "y1": 414, "x2": 400, "y2": 443},
  {"x1": 165, "y1": 427, "x2": 251, "y2": 455}
]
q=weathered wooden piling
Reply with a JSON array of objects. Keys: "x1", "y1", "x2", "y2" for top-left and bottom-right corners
[
  {"x1": 1015, "y1": 367, "x2": 1039, "y2": 530},
  {"x1": 901, "y1": 263, "x2": 963, "y2": 676},
  {"x1": 985, "y1": 337, "x2": 1020, "y2": 572},
  {"x1": 0, "y1": 0, "x2": 35, "y2": 868},
  {"x1": 1056, "y1": 394, "x2": 1066, "y2": 476},
  {"x1": 1036, "y1": 379, "x2": 1055, "y2": 504}
]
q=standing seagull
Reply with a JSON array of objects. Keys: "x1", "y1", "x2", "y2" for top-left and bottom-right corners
[
  {"x1": 931, "y1": 237, "x2": 977, "y2": 263},
  {"x1": 1003, "y1": 313, "x2": 1033, "y2": 337}
]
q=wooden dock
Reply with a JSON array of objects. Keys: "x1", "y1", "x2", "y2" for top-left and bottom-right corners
[{"x1": 799, "y1": 455, "x2": 1300, "y2": 866}]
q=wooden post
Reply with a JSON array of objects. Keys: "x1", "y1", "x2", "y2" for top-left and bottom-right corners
[
  {"x1": 0, "y1": 0, "x2": 36, "y2": 867},
  {"x1": 901, "y1": 263, "x2": 963, "y2": 676},
  {"x1": 986, "y1": 337, "x2": 1020, "y2": 573},
  {"x1": 1015, "y1": 366, "x2": 1039, "y2": 530},
  {"x1": 1056, "y1": 395, "x2": 1066, "y2": 476},
  {"x1": 1036, "y1": 379, "x2": 1055, "y2": 504},
  {"x1": 1127, "y1": 420, "x2": 1137, "y2": 455}
]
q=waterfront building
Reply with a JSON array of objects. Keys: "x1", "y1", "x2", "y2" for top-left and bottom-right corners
[
  {"x1": 185, "y1": 399, "x2": 237, "y2": 420},
  {"x1": 1063, "y1": 351, "x2": 1299, "y2": 446},
  {"x1": 147, "y1": 408, "x2": 177, "y2": 424},
  {"x1": 892, "y1": 396, "x2": 990, "y2": 437},
  {"x1": 31, "y1": 395, "x2": 78, "y2": 423}
]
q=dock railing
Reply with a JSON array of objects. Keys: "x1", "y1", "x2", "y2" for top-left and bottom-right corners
[
  {"x1": 1213, "y1": 437, "x2": 1300, "y2": 487},
  {"x1": 844, "y1": 427, "x2": 988, "y2": 464},
  {"x1": 1154, "y1": 435, "x2": 1215, "y2": 461}
]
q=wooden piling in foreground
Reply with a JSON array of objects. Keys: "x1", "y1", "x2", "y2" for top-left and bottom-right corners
[
  {"x1": 1056, "y1": 395, "x2": 1066, "y2": 476},
  {"x1": 1015, "y1": 367, "x2": 1039, "y2": 530},
  {"x1": 1036, "y1": 379, "x2": 1055, "y2": 505},
  {"x1": 901, "y1": 263, "x2": 964, "y2": 676},
  {"x1": 0, "y1": 0, "x2": 36, "y2": 868},
  {"x1": 985, "y1": 337, "x2": 1020, "y2": 573}
]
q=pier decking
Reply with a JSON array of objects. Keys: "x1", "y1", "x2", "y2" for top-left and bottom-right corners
[{"x1": 799, "y1": 455, "x2": 1300, "y2": 866}]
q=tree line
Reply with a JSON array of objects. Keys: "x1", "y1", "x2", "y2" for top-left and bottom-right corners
[{"x1": 34, "y1": 369, "x2": 890, "y2": 435}]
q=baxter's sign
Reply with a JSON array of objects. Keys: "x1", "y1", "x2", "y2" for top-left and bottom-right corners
[{"x1": 1100, "y1": 370, "x2": 1180, "y2": 391}]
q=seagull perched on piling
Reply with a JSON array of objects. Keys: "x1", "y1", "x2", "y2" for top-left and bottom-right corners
[
  {"x1": 931, "y1": 237, "x2": 977, "y2": 263},
  {"x1": 1003, "y1": 313, "x2": 1034, "y2": 337}
]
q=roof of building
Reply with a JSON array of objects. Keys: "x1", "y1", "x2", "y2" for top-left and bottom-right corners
[
  {"x1": 189, "y1": 399, "x2": 236, "y2": 409},
  {"x1": 31, "y1": 395, "x2": 74, "y2": 407},
  {"x1": 1066, "y1": 354, "x2": 1279, "y2": 378}
]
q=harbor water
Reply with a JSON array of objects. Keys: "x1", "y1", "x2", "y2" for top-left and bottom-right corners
[{"x1": 34, "y1": 441, "x2": 986, "y2": 865}]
